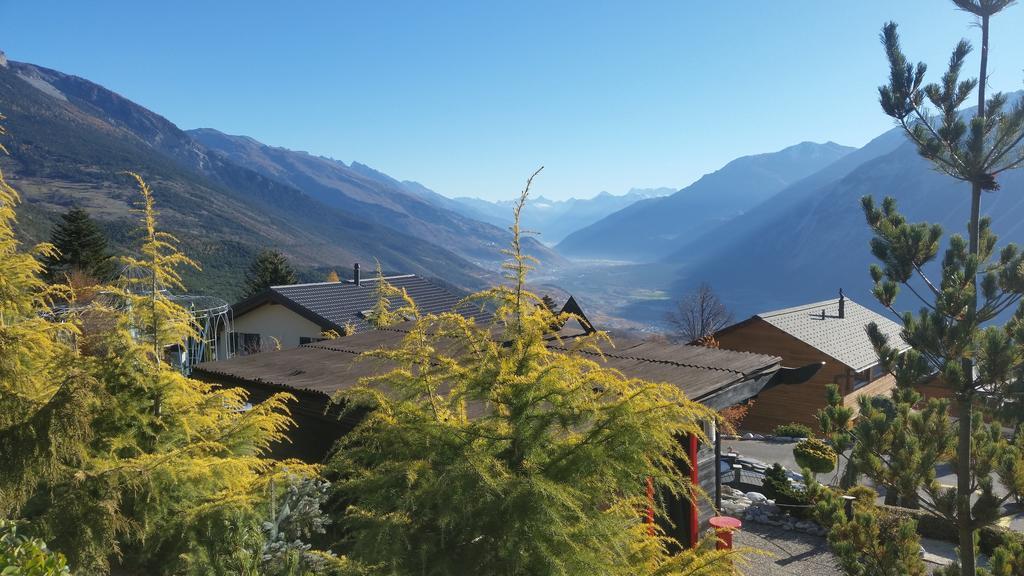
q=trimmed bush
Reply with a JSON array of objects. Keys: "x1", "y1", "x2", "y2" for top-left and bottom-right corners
[
  {"x1": 763, "y1": 463, "x2": 815, "y2": 519},
  {"x1": 845, "y1": 485, "x2": 878, "y2": 504},
  {"x1": 793, "y1": 438, "x2": 837, "y2": 474},
  {"x1": 773, "y1": 422, "x2": 814, "y2": 439}
]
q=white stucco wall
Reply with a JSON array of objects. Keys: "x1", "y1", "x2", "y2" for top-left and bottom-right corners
[{"x1": 230, "y1": 303, "x2": 325, "y2": 354}]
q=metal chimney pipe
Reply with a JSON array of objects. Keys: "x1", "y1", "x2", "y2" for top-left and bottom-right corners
[
  {"x1": 838, "y1": 288, "x2": 845, "y2": 319},
  {"x1": 354, "y1": 262, "x2": 361, "y2": 286}
]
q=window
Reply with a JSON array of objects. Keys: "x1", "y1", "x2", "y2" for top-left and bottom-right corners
[
  {"x1": 232, "y1": 332, "x2": 262, "y2": 355},
  {"x1": 870, "y1": 364, "x2": 887, "y2": 381},
  {"x1": 299, "y1": 336, "x2": 327, "y2": 345},
  {"x1": 852, "y1": 364, "x2": 890, "y2": 390}
]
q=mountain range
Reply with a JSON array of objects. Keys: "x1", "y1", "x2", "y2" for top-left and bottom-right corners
[
  {"x1": 6, "y1": 54, "x2": 1022, "y2": 333},
  {"x1": 0, "y1": 58, "x2": 557, "y2": 300},
  {"x1": 555, "y1": 141, "x2": 856, "y2": 261},
  {"x1": 558, "y1": 92, "x2": 1024, "y2": 327}
]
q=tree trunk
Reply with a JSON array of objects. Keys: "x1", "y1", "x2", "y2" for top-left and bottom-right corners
[
  {"x1": 957, "y1": 396, "x2": 975, "y2": 576},
  {"x1": 958, "y1": 14, "x2": 989, "y2": 576}
]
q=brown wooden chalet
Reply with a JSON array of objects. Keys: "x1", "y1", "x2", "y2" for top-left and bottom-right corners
[
  {"x1": 714, "y1": 291, "x2": 910, "y2": 433},
  {"x1": 194, "y1": 298, "x2": 818, "y2": 548}
]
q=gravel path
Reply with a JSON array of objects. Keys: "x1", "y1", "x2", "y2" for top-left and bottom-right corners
[{"x1": 734, "y1": 522, "x2": 842, "y2": 576}]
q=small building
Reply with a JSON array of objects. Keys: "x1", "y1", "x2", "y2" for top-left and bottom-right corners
[
  {"x1": 714, "y1": 292, "x2": 909, "y2": 433},
  {"x1": 195, "y1": 300, "x2": 819, "y2": 549},
  {"x1": 225, "y1": 264, "x2": 488, "y2": 356}
]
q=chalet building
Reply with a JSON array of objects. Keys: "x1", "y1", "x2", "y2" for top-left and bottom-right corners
[
  {"x1": 224, "y1": 264, "x2": 488, "y2": 357},
  {"x1": 194, "y1": 300, "x2": 819, "y2": 548},
  {"x1": 714, "y1": 292, "x2": 910, "y2": 433}
]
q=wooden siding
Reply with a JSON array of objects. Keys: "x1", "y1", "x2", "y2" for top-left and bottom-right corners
[
  {"x1": 716, "y1": 318, "x2": 895, "y2": 433},
  {"x1": 845, "y1": 373, "x2": 898, "y2": 407}
]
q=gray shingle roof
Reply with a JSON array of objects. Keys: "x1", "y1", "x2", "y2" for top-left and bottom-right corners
[
  {"x1": 756, "y1": 297, "x2": 909, "y2": 372},
  {"x1": 235, "y1": 275, "x2": 490, "y2": 334}
]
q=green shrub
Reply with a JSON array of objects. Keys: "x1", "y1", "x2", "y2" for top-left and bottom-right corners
[
  {"x1": 0, "y1": 521, "x2": 70, "y2": 575},
  {"x1": 845, "y1": 485, "x2": 878, "y2": 504},
  {"x1": 763, "y1": 463, "x2": 815, "y2": 519},
  {"x1": 794, "y1": 438, "x2": 838, "y2": 474},
  {"x1": 773, "y1": 423, "x2": 814, "y2": 438}
]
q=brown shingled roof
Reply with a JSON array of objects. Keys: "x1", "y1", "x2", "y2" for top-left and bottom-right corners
[{"x1": 195, "y1": 323, "x2": 781, "y2": 406}]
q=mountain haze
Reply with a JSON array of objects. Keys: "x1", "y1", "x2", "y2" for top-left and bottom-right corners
[
  {"x1": 556, "y1": 142, "x2": 855, "y2": 261},
  {"x1": 447, "y1": 188, "x2": 674, "y2": 245}
]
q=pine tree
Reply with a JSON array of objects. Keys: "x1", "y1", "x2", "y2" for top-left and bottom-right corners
[
  {"x1": 42, "y1": 207, "x2": 116, "y2": 283},
  {"x1": 327, "y1": 169, "x2": 745, "y2": 576},
  {"x1": 811, "y1": 485, "x2": 928, "y2": 576},
  {"x1": 868, "y1": 3, "x2": 1024, "y2": 572},
  {"x1": 242, "y1": 249, "x2": 297, "y2": 299},
  {"x1": 816, "y1": 384, "x2": 857, "y2": 487}
]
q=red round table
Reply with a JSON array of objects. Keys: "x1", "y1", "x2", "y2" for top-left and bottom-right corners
[{"x1": 708, "y1": 516, "x2": 742, "y2": 550}]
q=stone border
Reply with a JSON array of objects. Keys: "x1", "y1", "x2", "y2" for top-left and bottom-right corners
[{"x1": 722, "y1": 433, "x2": 812, "y2": 443}]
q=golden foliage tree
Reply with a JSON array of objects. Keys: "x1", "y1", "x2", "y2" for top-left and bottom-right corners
[
  {"x1": 0, "y1": 133, "x2": 319, "y2": 573},
  {"x1": 364, "y1": 260, "x2": 418, "y2": 329},
  {"x1": 329, "y1": 168, "x2": 746, "y2": 575}
]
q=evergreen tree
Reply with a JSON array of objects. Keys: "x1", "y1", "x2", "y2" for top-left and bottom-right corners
[
  {"x1": 328, "y1": 169, "x2": 744, "y2": 575},
  {"x1": 42, "y1": 207, "x2": 115, "y2": 283},
  {"x1": 0, "y1": 160, "x2": 319, "y2": 573},
  {"x1": 811, "y1": 485, "x2": 928, "y2": 576},
  {"x1": 364, "y1": 261, "x2": 418, "y2": 329},
  {"x1": 816, "y1": 384, "x2": 857, "y2": 487},
  {"x1": 242, "y1": 249, "x2": 297, "y2": 299},
  {"x1": 867, "y1": 3, "x2": 1024, "y2": 572},
  {"x1": 541, "y1": 294, "x2": 558, "y2": 312}
]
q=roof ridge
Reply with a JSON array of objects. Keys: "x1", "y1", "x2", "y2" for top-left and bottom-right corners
[
  {"x1": 271, "y1": 274, "x2": 420, "y2": 290},
  {"x1": 757, "y1": 297, "x2": 843, "y2": 318}
]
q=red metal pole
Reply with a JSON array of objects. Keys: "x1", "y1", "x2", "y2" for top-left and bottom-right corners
[{"x1": 646, "y1": 476, "x2": 655, "y2": 535}]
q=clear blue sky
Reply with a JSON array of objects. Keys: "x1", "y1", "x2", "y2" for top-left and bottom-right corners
[{"x1": 3, "y1": 1, "x2": 1023, "y2": 201}]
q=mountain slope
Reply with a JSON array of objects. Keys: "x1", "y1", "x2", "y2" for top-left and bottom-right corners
[
  {"x1": 660, "y1": 128, "x2": 908, "y2": 268},
  {"x1": 187, "y1": 129, "x2": 560, "y2": 268},
  {"x1": 0, "y1": 59, "x2": 491, "y2": 298},
  {"x1": 556, "y1": 142, "x2": 855, "y2": 261}
]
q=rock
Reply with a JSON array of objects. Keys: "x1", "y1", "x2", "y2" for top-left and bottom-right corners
[
  {"x1": 776, "y1": 436, "x2": 793, "y2": 443},
  {"x1": 742, "y1": 432, "x2": 754, "y2": 440},
  {"x1": 795, "y1": 437, "x2": 810, "y2": 442},
  {"x1": 795, "y1": 520, "x2": 813, "y2": 531},
  {"x1": 745, "y1": 492, "x2": 768, "y2": 503}
]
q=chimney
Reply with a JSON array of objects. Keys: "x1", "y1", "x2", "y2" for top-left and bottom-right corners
[
  {"x1": 353, "y1": 262, "x2": 361, "y2": 286},
  {"x1": 838, "y1": 288, "x2": 845, "y2": 319}
]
